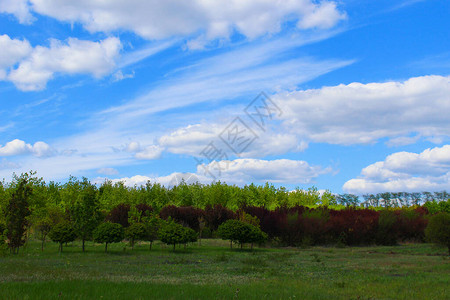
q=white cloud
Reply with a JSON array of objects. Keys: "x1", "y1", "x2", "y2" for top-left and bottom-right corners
[
  {"x1": 343, "y1": 145, "x2": 450, "y2": 194},
  {"x1": 97, "y1": 167, "x2": 119, "y2": 176},
  {"x1": 97, "y1": 158, "x2": 330, "y2": 187},
  {"x1": 6, "y1": 37, "x2": 121, "y2": 91},
  {"x1": 29, "y1": 0, "x2": 346, "y2": 43},
  {"x1": 124, "y1": 142, "x2": 163, "y2": 160},
  {"x1": 158, "y1": 122, "x2": 307, "y2": 158},
  {"x1": 0, "y1": 139, "x2": 56, "y2": 157},
  {"x1": 0, "y1": 34, "x2": 32, "y2": 76},
  {"x1": 275, "y1": 75, "x2": 450, "y2": 145},
  {"x1": 111, "y1": 70, "x2": 134, "y2": 82},
  {"x1": 0, "y1": 0, "x2": 34, "y2": 24}
]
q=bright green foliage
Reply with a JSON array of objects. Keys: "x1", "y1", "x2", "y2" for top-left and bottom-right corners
[
  {"x1": 125, "y1": 222, "x2": 147, "y2": 249},
  {"x1": 217, "y1": 219, "x2": 267, "y2": 249},
  {"x1": 5, "y1": 176, "x2": 32, "y2": 254},
  {"x1": 158, "y1": 219, "x2": 197, "y2": 250},
  {"x1": 93, "y1": 222, "x2": 124, "y2": 252},
  {"x1": 49, "y1": 222, "x2": 77, "y2": 252},
  {"x1": 35, "y1": 217, "x2": 52, "y2": 251},
  {"x1": 72, "y1": 179, "x2": 102, "y2": 251},
  {"x1": 425, "y1": 212, "x2": 450, "y2": 255},
  {"x1": 424, "y1": 199, "x2": 450, "y2": 214}
]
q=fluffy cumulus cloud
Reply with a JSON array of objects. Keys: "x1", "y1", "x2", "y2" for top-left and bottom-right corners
[
  {"x1": 343, "y1": 145, "x2": 450, "y2": 194},
  {"x1": 275, "y1": 75, "x2": 450, "y2": 145},
  {"x1": 124, "y1": 142, "x2": 163, "y2": 160},
  {"x1": 0, "y1": 34, "x2": 32, "y2": 79},
  {"x1": 0, "y1": 139, "x2": 56, "y2": 157},
  {"x1": 101, "y1": 158, "x2": 330, "y2": 187},
  {"x1": 27, "y1": 0, "x2": 345, "y2": 44},
  {"x1": 158, "y1": 122, "x2": 307, "y2": 158},
  {"x1": 0, "y1": 0, "x2": 34, "y2": 24},
  {"x1": 6, "y1": 36, "x2": 121, "y2": 91}
]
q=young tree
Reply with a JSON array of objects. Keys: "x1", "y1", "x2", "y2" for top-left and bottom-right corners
[
  {"x1": 93, "y1": 222, "x2": 124, "y2": 252},
  {"x1": 158, "y1": 219, "x2": 197, "y2": 251},
  {"x1": 73, "y1": 179, "x2": 102, "y2": 251},
  {"x1": 143, "y1": 214, "x2": 161, "y2": 250},
  {"x1": 217, "y1": 219, "x2": 267, "y2": 250},
  {"x1": 125, "y1": 222, "x2": 147, "y2": 249},
  {"x1": 49, "y1": 222, "x2": 77, "y2": 252},
  {"x1": 425, "y1": 212, "x2": 450, "y2": 255},
  {"x1": 5, "y1": 177, "x2": 32, "y2": 254}
]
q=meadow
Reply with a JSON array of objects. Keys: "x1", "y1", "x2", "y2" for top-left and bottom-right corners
[{"x1": 0, "y1": 239, "x2": 449, "y2": 300}]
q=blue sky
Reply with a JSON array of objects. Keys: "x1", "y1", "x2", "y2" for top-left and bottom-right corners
[{"x1": 0, "y1": 0, "x2": 449, "y2": 194}]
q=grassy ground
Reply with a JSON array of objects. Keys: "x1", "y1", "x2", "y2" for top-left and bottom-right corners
[{"x1": 0, "y1": 239, "x2": 449, "y2": 299}]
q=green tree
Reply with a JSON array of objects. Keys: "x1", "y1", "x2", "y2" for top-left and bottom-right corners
[
  {"x1": 425, "y1": 212, "x2": 450, "y2": 255},
  {"x1": 158, "y1": 219, "x2": 197, "y2": 251},
  {"x1": 5, "y1": 176, "x2": 32, "y2": 254},
  {"x1": 49, "y1": 222, "x2": 77, "y2": 252},
  {"x1": 217, "y1": 219, "x2": 267, "y2": 250},
  {"x1": 143, "y1": 214, "x2": 161, "y2": 250},
  {"x1": 93, "y1": 222, "x2": 124, "y2": 252},
  {"x1": 125, "y1": 222, "x2": 147, "y2": 249},
  {"x1": 73, "y1": 179, "x2": 102, "y2": 251}
]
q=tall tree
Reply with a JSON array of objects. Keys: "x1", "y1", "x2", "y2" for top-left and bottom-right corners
[
  {"x1": 5, "y1": 175, "x2": 32, "y2": 254},
  {"x1": 73, "y1": 178, "x2": 102, "y2": 251}
]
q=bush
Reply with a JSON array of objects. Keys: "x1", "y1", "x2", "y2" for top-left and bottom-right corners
[
  {"x1": 125, "y1": 223, "x2": 147, "y2": 249},
  {"x1": 93, "y1": 222, "x2": 124, "y2": 252},
  {"x1": 376, "y1": 210, "x2": 398, "y2": 245},
  {"x1": 217, "y1": 219, "x2": 267, "y2": 249},
  {"x1": 425, "y1": 212, "x2": 450, "y2": 255},
  {"x1": 158, "y1": 219, "x2": 197, "y2": 251},
  {"x1": 49, "y1": 222, "x2": 77, "y2": 252},
  {"x1": 204, "y1": 204, "x2": 236, "y2": 231},
  {"x1": 159, "y1": 205, "x2": 204, "y2": 231}
]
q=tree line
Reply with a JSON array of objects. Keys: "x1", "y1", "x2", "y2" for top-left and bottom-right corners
[{"x1": 0, "y1": 172, "x2": 448, "y2": 254}]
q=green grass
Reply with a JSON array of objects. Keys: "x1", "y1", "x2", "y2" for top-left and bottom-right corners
[{"x1": 0, "y1": 239, "x2": 449, "y2": 299}]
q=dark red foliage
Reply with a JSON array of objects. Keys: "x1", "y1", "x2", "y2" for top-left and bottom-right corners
[
  {"x1": 159, "y1": 205, "x2": 205, "y2": 231},
  {"x1": 135, "y1": 203, "x2": 153, "y2": 221},
  {"x1": 106, "y1": 203, "x2": 131, "y2": 228},
  {"x1": 395, "y1": 209, "x2": 428, "y2": 242},
  {"x1": 204, "y1": 204, "x2": 236, "y2": 231},
  {"x1": 328, "y1": 209, "x2": 379, "y2": 245}
]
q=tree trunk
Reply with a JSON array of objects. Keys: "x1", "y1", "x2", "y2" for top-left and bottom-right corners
[
  {"x1": 149, "y1": 241, "x2": 152, "y2": 250},
  {"x1": 60, "y1": 243, "x2": 63, "y2": 253},
  {"x1": 105, "y1": 243, "x2": 108, "y2": 253},
  {"x1": 82, "y1": 239, "x2": 85, "y2": 252},
  {"x1": 240, "y1": 243, "x2": 243, "y2": 250},
  {"x1": 173, "y1": 243, "x2": 176, "y2": 251},
  {"x1": 230, "y1": 241, "x2": 232, "y2": 249}
]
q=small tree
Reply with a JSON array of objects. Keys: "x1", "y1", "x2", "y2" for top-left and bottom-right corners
[
  {"x1": 425, "y1": 212, "x2": 450, "y2": 255},
  {"x1": 143, "y1": 215, "x2": 161, "y2": 250},
  {"x1": 5, "y1": 178, "x2": 32, "y2": 254},
  {"x1": 125, "y1": 222, "x2": 147, "y2": 249},
  {"x1": 158, "y1": 219, "x2": 197, "y2": 251},
  {"x1": 217, "y1": 219, "x2": 267, "y2": 250},
  {"x1": 49, "y1": 222, "x2": 77, "y2": 252},
  {"x1": 36, "y1": 217, "x2": 52, "y2": 251},
  {"x1": 93, "y1": 222, "x2": 124, "y2": 252}
]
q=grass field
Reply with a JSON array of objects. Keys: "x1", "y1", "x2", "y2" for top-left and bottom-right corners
[{"x1": 0, "y1": 239, "x2": 449, "y2": 299}]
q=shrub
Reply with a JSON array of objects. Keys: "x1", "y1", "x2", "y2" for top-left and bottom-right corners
[
  {"x1": 158, "y1": 219, "x2": 197, "y2": 250},
  {"x1": 425, "y1": 212, "x2": 450, "y2": 255},
  {"x1": 204, "y1": 204, "x2": 236, "y2": 231},
  {"x1": 125, "y1": 222, "x2": 147, "y2": 249},
  {"x1": 396, "y1": 208, "x2": 427, "y2": 242},
  {"x1": 49, "y1": 222, "x2": 77, "y2": 252},
  {"x1": 376, "y1": 210, "x2": 398, "y2": 245},
  {"x1": 217, "y1": 219, "x2": 267, "y2": 249},
  {"x1": 106, "y1": 204, "x2": 131, "y2": 228},
  {"x1": 159, "y1": 205, "x2": 204, "y2": 231},
  {"x1": 93, "y1": 222, "x2": 124, "y2": 252}
]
